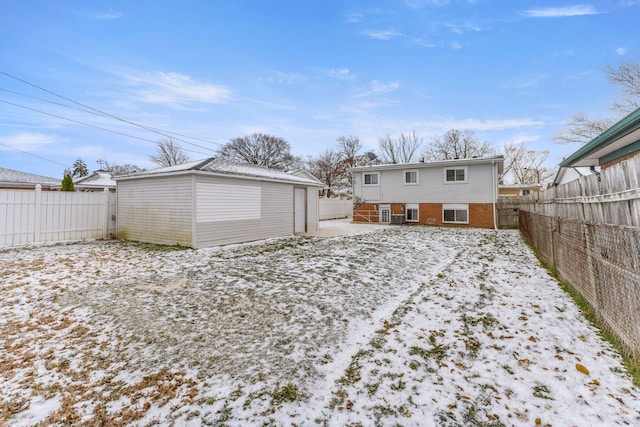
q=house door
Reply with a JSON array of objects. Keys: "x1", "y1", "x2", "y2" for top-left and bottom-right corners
[
  {"x1": 380, "y1": 205, "x2": 390, "y2": 223},
  {"x1": 294, "y1": 188, "x2": 306, "y2": 233}
]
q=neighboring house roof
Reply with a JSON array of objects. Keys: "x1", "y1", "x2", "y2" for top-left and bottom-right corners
[
  {"x1": 0, "y1": 166, "x2": 60, "y2": 188},
  {"x1": 552, "y1": 166, "x2": 600, "y2": 186},
  {"x1": 114, "y1": 158, "x2": 325, "y2": 186},
  {"x1": 499, "y1": 184, "x2": 542, "y2": 190},
  {"x1": 348, "y1": 156, "x2": 504, "y2": 173},
  {"x1": 559, "y1": 107, "x2": 640, "y2": 167},
  {"x1": 73, "y1": 170, "x2": 116, "y2": 189},
  {"x1": 289, "y1": 169, "x2": 324, "y2": 185}
]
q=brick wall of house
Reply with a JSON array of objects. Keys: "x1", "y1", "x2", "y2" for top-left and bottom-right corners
[
  {"x1": 353, "y1": 202, "x2": 496, "y2": 228},
  {"x1": 600, "y1": 152, "x2": 639, "y2": 169}
]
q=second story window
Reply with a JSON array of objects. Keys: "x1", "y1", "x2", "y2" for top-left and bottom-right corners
[
  {"x1": 404, "y1": 170, "x2": 418, "y2": 185},
  {"x1": 444, "y1": 167, "x2": 467, "y2": 183},
  {"x1": 363, "y1": 172, "x2": 379, "y2": 185}
]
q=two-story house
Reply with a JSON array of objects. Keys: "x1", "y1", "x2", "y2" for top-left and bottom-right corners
[{"x1": 349, "y1": 156, "x2": 504, "y2": 229}]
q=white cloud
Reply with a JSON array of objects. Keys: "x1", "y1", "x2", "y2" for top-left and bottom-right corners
[
  {"x1": 502, "y1": 74, "x2": 547, "y2": 89},
  {"x1": 328, "y1": 68, "x2": 356, "y2": 80},
  {"x1": 363, "y1": 30, "x2": 403, "y2": 40},
  {"x1": 122, "y1": 71, "x2": 231, "y2": 106},
  {"x1": 419, "y1": 118, "x2": 544, "y2": 133},
  {"x1": 264, "y1": 71, "x2": 304, "y2": 84},
  {"x1": 449, "y1": 41, "x2": 464, "y2": 50},
  {"x1": 370, "y1": 80, "x2": 400, "y2": 94},
  {"x1": 405, "y1": 0, "x2": 449, "y2": 7},
  {"x1": 521, "y1": 5, "x2": 598, "y2": 18},
  {"x1": 76, "y1": 9, "x2": 123, "y2": 20},
  {"x1": 616, "y1": 47, "x2": 628, "y2": 55},
  {"x1": 445, "y1": 22, "x2": 483, "y2": 35},
  {"x1": 0, "y1": 132, "x2": 59, "y2": 152},
  {"x1": 352, "y1": 80, "x2": 400, "y2": 98},
  {"x1": 414, "y1": 37, "x2": 436, "y2": 47}
]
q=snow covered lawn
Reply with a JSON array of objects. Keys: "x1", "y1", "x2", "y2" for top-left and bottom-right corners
[{"x1": 1, "y1": 226, "x2": 639, "y2": 426}]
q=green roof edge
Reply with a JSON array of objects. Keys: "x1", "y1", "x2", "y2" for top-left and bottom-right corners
[{"x1": 559, "y1": 107, "x2": 640, "y2": 167}]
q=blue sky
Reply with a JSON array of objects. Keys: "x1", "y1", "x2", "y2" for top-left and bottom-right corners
[{"x1": 1, "y1": 0, "x2": 638, "y2": 179}]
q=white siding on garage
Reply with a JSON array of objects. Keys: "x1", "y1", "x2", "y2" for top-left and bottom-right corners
[
  {"x1": 194, "y1": 176, "x2": 294, "y2": 248},
  {"x1": 117, "y1": 175, "x2": 193, "y2": 246}
]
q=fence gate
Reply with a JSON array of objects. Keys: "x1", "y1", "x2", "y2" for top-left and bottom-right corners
[{"x1": 497, "y1": 199, "x2": 520, "y2": 229}]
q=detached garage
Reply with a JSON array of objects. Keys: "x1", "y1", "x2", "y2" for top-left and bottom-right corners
[{"x1": 114, "y1": 158, "x2": 323, "y2": 248}]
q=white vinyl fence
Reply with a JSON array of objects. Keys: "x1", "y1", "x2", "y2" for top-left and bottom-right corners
[
  {"x1": 319, "y1": 198, "x2": 352, "y2": 220},
  {"x1": 0, "y1": 186, "x2": 116, "y2": 247}
]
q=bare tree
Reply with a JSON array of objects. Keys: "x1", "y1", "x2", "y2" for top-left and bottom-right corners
[
  {"x1": 378, "y1": 130, "x2": 422, "y2": 164},
  {"x1": 552, "y1": 113, "x2": 616, "y2": 145},
  {"x1": 307, "y1": 148, "x2": 346, "y2": 197},
  {"x1": 98, "y1": 160, "x2": 144, "y2": 176},
  {"x1": 217, "y1": 133, "x2": 295, "y2": 170},
  {"x1": 149, "y1": 138, "x2": 190, "y2": 167},
  {"x1": 501, "y1": 142, "x2": 555, "y2": 185},
  {"x1": 607, "y1": 62, "x2": 640, "y2": 114},
  {"x1": 423, "y1": 129, "x2": 494, "y2": 161},
  {"x1": 554, "y1": 61, "x2": 640, "y2": 145},
  {"x1": 337, "y1": 135, "x2": 362, "y2": 189},
  {"x1": 337, "y1": 135, "x2": 362, "y2": 167}
]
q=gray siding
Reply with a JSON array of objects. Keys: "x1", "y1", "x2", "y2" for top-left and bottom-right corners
[
  {"x1": 117, "y1": 175, "x2": 193, "y2": 246},
  {"x1": 354, "y1": 163, "x2": 497, "y2": 204},
  {"x1": 194, "y1": 176, "x2": 294, "y2": 248}
]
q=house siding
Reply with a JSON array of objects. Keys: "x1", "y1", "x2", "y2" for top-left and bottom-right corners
[
  {"x1": 354, "y1": 164, "x2": 496, "y2": 204},
  {"x1": 117, "y1": 175, "x2": 193, "y2": 246},
  {"x1": 194, "y1": 176, "x2": 294, "y2": 248}
]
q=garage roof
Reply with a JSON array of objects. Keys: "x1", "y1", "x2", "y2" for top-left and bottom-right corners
[{"x1": 114, "y1": 158, "x2": 324, "y2": 186}]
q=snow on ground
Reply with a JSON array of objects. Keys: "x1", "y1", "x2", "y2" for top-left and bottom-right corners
[{"x1": 1, "y1": 224, "x2": 639, "y2": 426}]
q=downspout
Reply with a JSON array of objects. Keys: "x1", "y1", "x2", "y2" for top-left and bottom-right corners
[{"x1": 492, "y1": 160, "x2": 498, "y2": 230}]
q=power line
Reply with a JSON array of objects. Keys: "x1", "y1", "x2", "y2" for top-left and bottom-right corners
[
  {"x1": 0, "y1": 141, "x2": 68, "y2": 168},
  {"x1": 0, "y1": 71, "x2": 226, "y2": 150},
  {"x1": 0, "y1": 98, "x2": 169, "y2": 145}
]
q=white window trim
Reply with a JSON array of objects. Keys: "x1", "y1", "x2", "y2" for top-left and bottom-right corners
[
  {"x1": 443, "y1": 166, "x2": 468, "y2": 184},
  {"x1": 406, "y1": 203, "x2": 419, "y2": 223},
  {"x1": 442, "y1": 203, "x2": 469, "y2": 224},
  {"x1": 403, "y1": 169, "x2": 419, "y2": 185},
  {"x1": 363, "y1": 172, "x2": 380, "y2": 186}
]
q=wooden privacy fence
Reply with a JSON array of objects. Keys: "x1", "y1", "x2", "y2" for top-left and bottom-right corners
[
  {"x1": 319, "y1": 198, "x2": 351, "y2": 220},
  {"x1": 519, "y1": 155, "x2": 640, "y2": 357},
  {"x1": 519, "y1": 155, "x2": 640, "y2": 226},
  {"x1": 0, "y1": 186, "x2": 116, "y2": 247},
  {"x1": 497, "y1": 199, "x2": 520, "y2": 229}
]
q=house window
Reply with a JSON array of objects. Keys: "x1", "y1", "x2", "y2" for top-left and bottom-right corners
[
  {"x1": 404, "y1": 170, "x2": 418, "y2": 185},
  {"x1": 406, "y1": 204, "x2": 419, "y2": 222},
  {"x1": 443, "y1": 204, "x2": 469, "y2": 224},
  {"x1": 522, "y1": 189, "x2": 531, "y2": 196},
  {"x1": 363, "y1": 172, "x2": 379, "y2": 186},
  {"x1": 444, "y1": 167, "x2": 467, "y2": 183}
]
